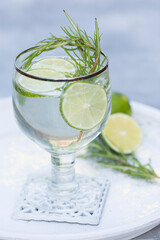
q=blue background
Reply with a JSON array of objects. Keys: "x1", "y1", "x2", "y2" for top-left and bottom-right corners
[
  {"x1": 0, "y1": 0, "x2": 160, "y2": 108},
  {"x1": 0, "y1": 1, "x2": 160, "y2": 239}
]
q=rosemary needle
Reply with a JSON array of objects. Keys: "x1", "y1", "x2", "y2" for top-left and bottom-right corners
[
  {"x1": 84, "y1": 139, "x2": 160, "y2": 180},
  {"x1": 22, "y1": 11, "x2": 107, "y2": 76}
]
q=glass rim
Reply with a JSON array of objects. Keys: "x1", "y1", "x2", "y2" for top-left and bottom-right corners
[{"x1": 14, "y1": 46, "x2": 109, "y2": 82}]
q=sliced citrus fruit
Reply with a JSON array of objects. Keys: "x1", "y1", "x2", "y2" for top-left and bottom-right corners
[
  {"x1": 101, "y1": 113, "x2": 142, "y2": 154},
  {"x1": 60, "y1": 82, "x2": 108, "y2": 130},
  {"x1": 111, "y1": 92, "x2": 132, "y2": 115},
  {"x1": 31, "y1": 57, "x2": 75, "y2": 75},
  {"x1": 18, "y1": 68, "x2": 65, "y2": 93}
]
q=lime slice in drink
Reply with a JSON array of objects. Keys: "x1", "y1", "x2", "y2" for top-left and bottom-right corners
[
  {"x1": 31, "y1": 57, "x2": 75, "y2": 75},
  {"x1": 18, "y1": 68, "x2": 65, "y2": 93},
  {"x1": 60, "y1": 82, "x2": 108, "y2": 130},
  {"x1": 101, "y1": 113, "x2": 142, "y2": 154},
  {"x1": 111, "y1": 92, "x2": 132, "y2": 116}
]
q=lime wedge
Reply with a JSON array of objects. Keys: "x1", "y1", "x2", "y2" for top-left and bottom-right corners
[
  {"x1": 60, "y1": 82, "x2": 108, "y2": 130},
  {"x1": 18, "y1": 68, "x2": 65, "y2": 93},
  {"x1": 111, "y1": 92, "x2": 132, "y2": 115},
  {"x1": 101, "y1": 113, "x2": 142, "y2": 154},
  {"x1": 31, "y1": 57, "x2": 75, "y2": 75}
]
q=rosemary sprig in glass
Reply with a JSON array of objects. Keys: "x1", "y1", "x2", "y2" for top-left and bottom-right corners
[
  {"x1": 84, "y1": 138, "x2": 159, "y2": 180},
  {"x1": 22, "y1": 10, "x2": 107, "y2": 76}
]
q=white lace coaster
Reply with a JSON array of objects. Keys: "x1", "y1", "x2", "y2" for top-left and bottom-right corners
[{"x1": 13, "y1": 174, "x2": 110, "y2": 225}]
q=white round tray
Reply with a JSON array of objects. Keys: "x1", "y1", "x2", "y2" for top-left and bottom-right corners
[{"x1": 0, "y1": 97, "x2": 160, "y2": 240}]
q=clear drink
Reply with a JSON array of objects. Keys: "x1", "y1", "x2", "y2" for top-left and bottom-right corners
[{"x1": 13, "y1": 56, "x2": 111, "y2": 155}]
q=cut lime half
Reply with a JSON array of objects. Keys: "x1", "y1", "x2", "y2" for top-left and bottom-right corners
[
  {"x1": 18, "y1": 68, "x2": 65, "y2": 93},
  {"x1": 101, "y1": 113, "x2": 142, "y2": 154},
  {"x1": 31, "y1": 57, "x2": 76, "y2": 75},
  {"x1": 60, "y1": 82, "x2": 108, "y2": 130}
]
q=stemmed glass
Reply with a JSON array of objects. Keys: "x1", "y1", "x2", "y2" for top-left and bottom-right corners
[{"x1": 12, "y1": 48, "x2": 111, "y2": 225}]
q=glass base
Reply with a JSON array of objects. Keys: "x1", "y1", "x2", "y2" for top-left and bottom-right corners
[{"x1": 13, "y1": 173, "x2": 110, "y2": 225}]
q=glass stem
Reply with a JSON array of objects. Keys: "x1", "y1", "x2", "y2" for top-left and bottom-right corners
[{"x1": 50, "y1": 153, "x2": 78, "y2": 196}]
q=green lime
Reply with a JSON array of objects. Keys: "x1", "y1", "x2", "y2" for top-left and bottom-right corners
[
  {"x1": 18, "y1": 68, "x2": 65, "y2": 94},
  {"x1": 31, "y1": 57, "x2": 75, "y2": 75},
  {"x1": 14, "y1": 81, "x2": 44, "y2": 98},
  {"x1": 101, "y1": 113, "x2": 142, "y2": 154},
  {"x1": 60, "y1": 82, "x2": 108, "y2": 130},
  {"x1": 111, "y1": 92, "x2": 132, "y2": 115}
]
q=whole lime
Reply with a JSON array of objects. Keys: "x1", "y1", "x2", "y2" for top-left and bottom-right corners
[{"x1": 111, "y1": 92, "x2": 132, "y2": 116}]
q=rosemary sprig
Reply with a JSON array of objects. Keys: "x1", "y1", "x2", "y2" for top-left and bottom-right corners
[
  {"x1": 84, "y1": 139, "x2": 159, "y2": 180},
  {"x1": 22, "y1": 10, "x2": 107, "y2": 76}
]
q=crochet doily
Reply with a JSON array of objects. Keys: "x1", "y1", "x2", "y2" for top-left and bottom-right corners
[{"x1": 13, "y1": 174, "x2": 110, "y2": 225}]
